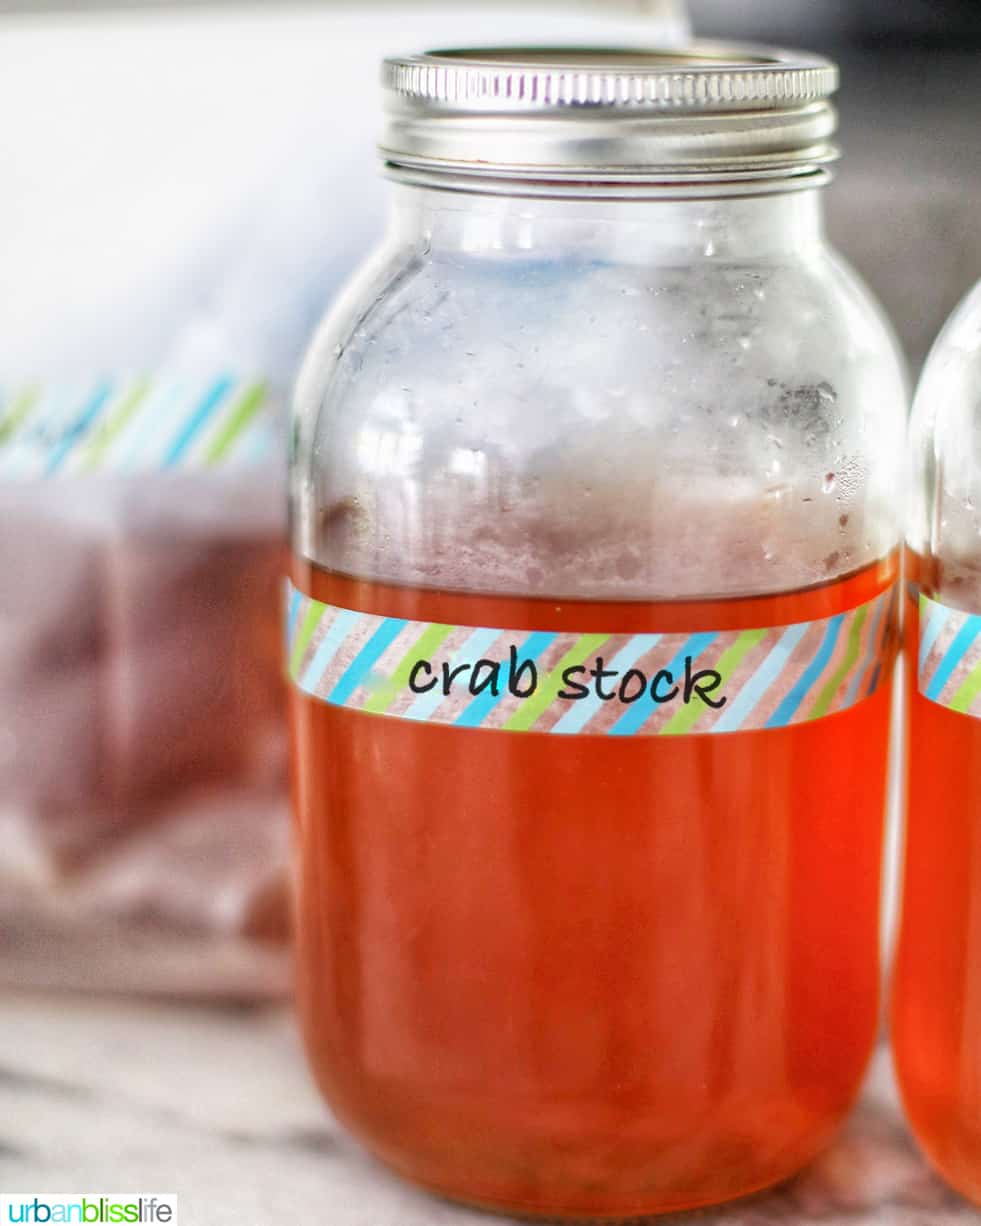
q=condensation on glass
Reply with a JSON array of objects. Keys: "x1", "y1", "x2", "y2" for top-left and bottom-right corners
[{"x1": 289, "y1": 45, "x2": 907, "y2": 1218}]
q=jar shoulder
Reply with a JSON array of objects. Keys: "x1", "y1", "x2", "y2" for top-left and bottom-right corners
[
  {"x1": 910, "y1": 278, "x2": 981, "y2": 439},
  {"x1": 291, "y1": 240, "x2": 905, "y2": 601},
  {"x1": 297, "y1": 242, "x2": 907, "y2": 428},
  {"x1": 907, "y1": 278, "x2": 981, "y2": 588}
]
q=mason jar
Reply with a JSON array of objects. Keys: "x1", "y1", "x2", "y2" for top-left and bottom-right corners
[
  {"x1": 288, "y1": 46, "x2": 907, "y2": 1217},
  {"x1": 895, "y1": 279, "x2": 981, "y2": 1204}
]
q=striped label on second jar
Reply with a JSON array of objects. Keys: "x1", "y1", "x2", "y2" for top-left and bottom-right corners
[{"x1": 919, "y1": 593, "x2": 981, "y2": 716}]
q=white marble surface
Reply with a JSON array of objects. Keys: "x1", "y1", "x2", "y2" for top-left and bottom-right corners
[{"x1": 0, "y1": 993, "x2": 976, "y2": 1225}]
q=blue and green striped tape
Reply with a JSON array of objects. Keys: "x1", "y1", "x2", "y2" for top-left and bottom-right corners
[
  {"x1": 0, "y1": 375, "x2": 279, "y2": 477},
  {"x1": 287, "y1": 581, "x2": 897, "y2": 737},
  {"x1": 919, "y1": 593, "x2": 981, "y2": 716}
]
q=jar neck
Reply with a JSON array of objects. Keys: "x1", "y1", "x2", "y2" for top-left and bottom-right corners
[{"x1": 389, "y1": 183, "x2": 827, "y2": 264}]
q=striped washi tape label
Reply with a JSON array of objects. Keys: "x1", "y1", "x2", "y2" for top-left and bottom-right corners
[
  {"x1": 918, "y1": 594, "x2": 981, "y2": 716},
  {"x1": 0, "y1": 375, "x2": 280, "y2": 477},
  {"x1": 287, "y1": 581, "x2": 897, "y2": 737}
]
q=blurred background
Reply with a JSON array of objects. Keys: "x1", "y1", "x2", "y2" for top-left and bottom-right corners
[
  {"x1": 1, "y1": 0, "x2": 979, "y2": 382},
  {"x1": 0, "y1": 0, "x2": 978, "y2": 1002}
]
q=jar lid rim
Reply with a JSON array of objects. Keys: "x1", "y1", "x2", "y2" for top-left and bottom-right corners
[
  {"x1": 383, "y1": 43, "x2": 838, "y2": 112},
  {"x1": 380, "y1": 42, "x2": 840, "y2": 186}
]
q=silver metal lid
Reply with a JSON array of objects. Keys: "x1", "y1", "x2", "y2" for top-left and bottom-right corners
[{"x1": 381, "y1": 44, "x2": 839, "y2": 192}]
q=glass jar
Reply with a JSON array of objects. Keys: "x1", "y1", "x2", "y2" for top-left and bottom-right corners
[
  {"x1": 895, "y1": 279, "x2": 981, "y2": 1204},
  {"x1": 288, "y1": 46, "x2": 906, "y2": 1218}
]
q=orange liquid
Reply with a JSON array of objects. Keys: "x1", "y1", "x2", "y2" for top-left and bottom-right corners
[
  {"x1": 893, "y1": 553, "x2": 981, "y2": 1203},
  {"x1": 290, "y1": 556, "x2": 895, "y2": 1217}
]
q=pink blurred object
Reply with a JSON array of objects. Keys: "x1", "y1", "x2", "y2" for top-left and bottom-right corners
[{"x1": 0, "y1": 386, "x2": 291, "y2": 1000}]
